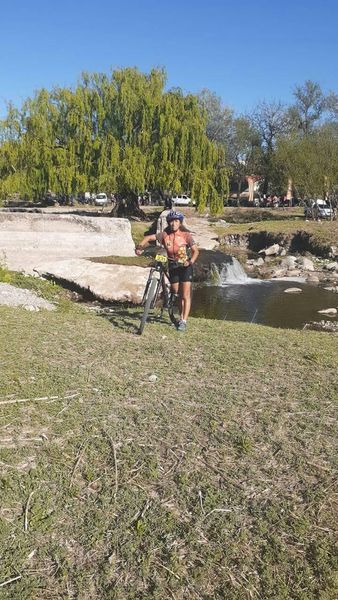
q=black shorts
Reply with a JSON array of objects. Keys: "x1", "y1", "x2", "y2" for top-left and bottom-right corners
[{"x1": 169, "y1": 265, "x2": 193, "y2": 284}]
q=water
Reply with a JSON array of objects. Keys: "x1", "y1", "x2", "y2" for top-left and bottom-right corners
[
  {"x1": 192, "y1": 258, "x2": 338, "y2": 329},
  {"x1": 209, "y1": 260, "x2": 249, "y2": 285},
  {"x1": 191, "y1": 282, "x2": 338, "y2": 329}
]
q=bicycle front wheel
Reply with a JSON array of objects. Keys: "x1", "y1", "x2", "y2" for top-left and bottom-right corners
[{"x1": 138, "y1": 277, "x2": 158, "y2": 335}]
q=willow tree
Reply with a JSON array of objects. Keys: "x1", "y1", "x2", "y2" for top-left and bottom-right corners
[
  {"x1": 150, "y1": 88, "x2": 228, "y2": 213},
  {"x1": 0, "y1": 67, "x2": 229, "y2": 215}
]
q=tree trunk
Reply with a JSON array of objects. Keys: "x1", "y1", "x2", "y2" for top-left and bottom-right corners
[
  {"x1": 236, "y1": 179, "x2": 241, "y2": 206},
  {"x1": 110, "y1": 192, "x2": 147, "y2": 219}
]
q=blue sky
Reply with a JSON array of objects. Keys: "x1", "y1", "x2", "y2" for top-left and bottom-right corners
[{"x1": 1, "y1": 0, "x2": 337, "y2": 117}]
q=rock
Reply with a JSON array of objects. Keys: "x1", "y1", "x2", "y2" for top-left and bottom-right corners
[
  {"x1": 279, "y1": 248, "x2": 287, "y2": 256},
  {"x1": 281, "y1": 256, "x2": 297, "y2": 269},
  {"x1": 287, "y1": 269, "x2": 302, "y2": 277},
  {"x1": 317, "y1": 308, "x2": 337, "y2": 316},
  {"x1": 325, "y1": 262, "x2": 338, "y2": 271},
  {"x1": 304, "y1": 320, "x2": 338, "y2": 332},
  {"x1": 324, "y1": 286, "x2": 338, "y2": 293},
  {"x1": 298, "y1": 257, "x2": 315, "y2": 271},
  {"x1": 284, "y1": 288, "x2": 303, "y2": 293},
  {"x1": 36, "y1": 259, "x2": 149, "y2": 304},
  {"x1": 271, "y1": 268, "x2": 287, "y2": 278},
  {"x1": 253, "y1": 257, "x2": 264, "y2": 266},
  {"x1": 259, "y1": 243, "x2": 280, "y2": 256},
  {"x1": 148, "y1": 374, "x2": 158, "y2": 383},
  {"x1": 0, "y1": 213, "x2": 136, "y2": 274},
  {"x1": 0, "y1": 283, "x2": 55, "y2": 310},
  {"x1": 306, "y1": 274, "x2": 320, "y2": 283}
]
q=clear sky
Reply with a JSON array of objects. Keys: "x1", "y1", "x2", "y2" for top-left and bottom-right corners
[{"x1": 1, "y1": 0, "x2": 337, "y2": 117}]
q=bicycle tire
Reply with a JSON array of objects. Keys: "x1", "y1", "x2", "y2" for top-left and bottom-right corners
[
  {"x1": 167, "y1": 292, "x2": 180, "y2": 326},
  {"x1": 138, "y1": 277, "x2": 158, "y2": 335}
]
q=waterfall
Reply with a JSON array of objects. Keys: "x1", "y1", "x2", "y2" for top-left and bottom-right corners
[{"x1": 209, "y1": 257, "x2": 249, "y2": 286}]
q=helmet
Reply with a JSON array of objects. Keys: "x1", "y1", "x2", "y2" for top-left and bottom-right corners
[{"x1": 166, "y1": 210, "x2": 184, "y2": 223}]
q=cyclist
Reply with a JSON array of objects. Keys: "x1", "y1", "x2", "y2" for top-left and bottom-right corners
[{"x1": 135, "y1": 210, "x2": 199, "y2": 331}]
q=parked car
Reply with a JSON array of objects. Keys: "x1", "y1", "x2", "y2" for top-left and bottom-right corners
[
  {"x1": 94, "y1": 193, "x2": 108, "y2": 206},
  {"x1": 171, "y1": 194, "x2": 195, "y2": 206},
  {"x1": 304, "y1": 199, "x2": 336, "y2": 220}
]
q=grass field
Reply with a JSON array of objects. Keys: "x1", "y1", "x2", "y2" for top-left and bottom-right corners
[{"x1": 0, "y1": 271, "x2": 337, "y2": 599}]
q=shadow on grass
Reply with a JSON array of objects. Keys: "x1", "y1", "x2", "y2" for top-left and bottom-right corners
[{"x1": 97, "y1": 306, "x2": 175, "y2": 335}]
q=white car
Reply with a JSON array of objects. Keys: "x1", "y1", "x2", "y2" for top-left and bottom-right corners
[
  {"x1": 171, "y1": 194, "x2": 195, "y2": 206},
  {"x1": 304, "y1": 199, "x2": 335, "y2": 220},
  {"x1": 94, "y1": 193, "x2": 108, "y2": 206}
]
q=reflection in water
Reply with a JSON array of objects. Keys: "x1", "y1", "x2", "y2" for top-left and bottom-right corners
[{"x1": 191, "y1": 282, "x2": 338, "y2": 329}]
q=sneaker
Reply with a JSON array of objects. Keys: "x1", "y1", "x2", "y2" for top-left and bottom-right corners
[{"x1": 177, "y1": 320, "x2": 187, "y2": 332}]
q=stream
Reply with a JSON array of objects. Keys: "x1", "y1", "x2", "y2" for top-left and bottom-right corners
[{"x1": 191, "y1": 258, "x2": 338, "y2": 329}]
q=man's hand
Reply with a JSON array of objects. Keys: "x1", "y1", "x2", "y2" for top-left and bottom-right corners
[{"x1": 135, "y1": 246, "x2": 143, "y2": 256}]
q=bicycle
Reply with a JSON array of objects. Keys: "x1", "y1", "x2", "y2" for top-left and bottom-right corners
[{"x1": 138, "y1": 253, "x2": 181, "y2": 335}]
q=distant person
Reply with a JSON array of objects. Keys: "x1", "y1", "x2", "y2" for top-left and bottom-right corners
[{"x1": 165, "y1": 196, "x2": 173, "y2": 209}]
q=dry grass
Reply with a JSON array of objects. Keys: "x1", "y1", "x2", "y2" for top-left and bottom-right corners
[{"x1": 0, "y1": 272, "x2": 337, "y2": 599}]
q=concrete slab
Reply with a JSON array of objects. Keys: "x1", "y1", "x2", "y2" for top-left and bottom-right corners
[
  {"x1": 0, "y1": 213, "x2": 135, "y2": 273},
  {"x1": 35, "y1": 259, "x2": 149, "y2": 304}
]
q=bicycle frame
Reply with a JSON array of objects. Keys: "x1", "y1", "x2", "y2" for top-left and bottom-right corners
[
  {"x1": 141, "y1": 262, "x2": 168, "y2": 309},
  {"x1": 138, "y1": 256, "x2": 180, "y2": 334}
]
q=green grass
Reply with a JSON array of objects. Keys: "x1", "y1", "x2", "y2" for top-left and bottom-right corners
[
  {"x1": 215, "y1": 218, "x2": 338, "y2": 247},
  {"x1": 0, "y1": 274, "x2": 337, "y2": 599},
  {"x1": 90, "y1": 255, "x2": 152, "y2": 267},
  {"x1": 219, "y1": 207, "x2": 305, "y2": 223}
]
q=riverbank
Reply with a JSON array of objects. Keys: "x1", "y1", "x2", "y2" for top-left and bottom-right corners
[{"x1": 0, "y1": 273, "x2": 337, "y2": 599}]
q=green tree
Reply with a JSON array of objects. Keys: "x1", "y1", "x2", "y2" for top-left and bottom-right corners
[
  {"x1": 274, "y1": 124, "x2": 338, "y2": 202},
  {"x1": 0, "y1": 67, "x2": 229, "y2": 215},
  {"x1": 288, "y1": 80, "x2": 326, "y2": 135}
]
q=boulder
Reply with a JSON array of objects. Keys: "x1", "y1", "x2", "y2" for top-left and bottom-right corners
[
  {"x1": 325, "y1": 262, "x2": 338, "y2": 271},
  {"x1": 284, "y1": 288, "x2": 303, "y2": 293},
  {"x1": 306, "y1": 274, "x2": 320, "y2": 283},
  {"x1": 281, "y1": 256, "x2": 297, "y2": 269},
  {"x1": 298, "y1": 257, "x2": 315, "y2": 271},
  {"x1": 317, "y1": 308, "x2": 337, "y2": 316},
  {"x1": 271, "y1": 268, "x2": 287, "y2": 278},
  {"x1": 0, "y1": 213, "x2": 135, "y2": 274},
  {"x1": 259, "y1": 243, "x2": 280, "y2": 256},
  {"x1": 287, "y1": 269, "x2": 302, "y2": 277},
  {"x1": 253, "y1": 257, "x2": 264, "y2": 266},
  {"x1": 35, "y1": 259, "x2": 149, "y2": 304}
]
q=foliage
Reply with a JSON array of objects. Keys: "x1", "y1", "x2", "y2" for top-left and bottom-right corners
[
  {"x1": 274, "y1": 124, "x2": 338, "y2": 199},
  {"x1": 288, "y1": 80, "x2": 326, "y2": 134},
  {"x1": 0, "y1": 69, "x2": 229, "y2": 215}
]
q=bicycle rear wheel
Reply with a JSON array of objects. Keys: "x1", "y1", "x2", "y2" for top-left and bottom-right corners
[
  {"x1": 138, "y1": 277, "x2": 158, "y2": 335},
  {"x1": 167, "y1": 292, "x2": 180, "y2": 326}
]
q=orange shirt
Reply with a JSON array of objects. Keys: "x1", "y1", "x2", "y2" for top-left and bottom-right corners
[{"x1": 157, "y1": 230, "x2": 196, "y2": 262}]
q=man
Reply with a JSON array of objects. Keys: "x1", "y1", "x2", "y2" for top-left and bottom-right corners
[{"x1": 135, "y1": 210, "x2": 199, "y2": 331}]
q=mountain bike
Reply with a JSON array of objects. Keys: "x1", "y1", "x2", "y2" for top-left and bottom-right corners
[{"x1": 138, "y1": 253, "x2": 181, "y2": 335}]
